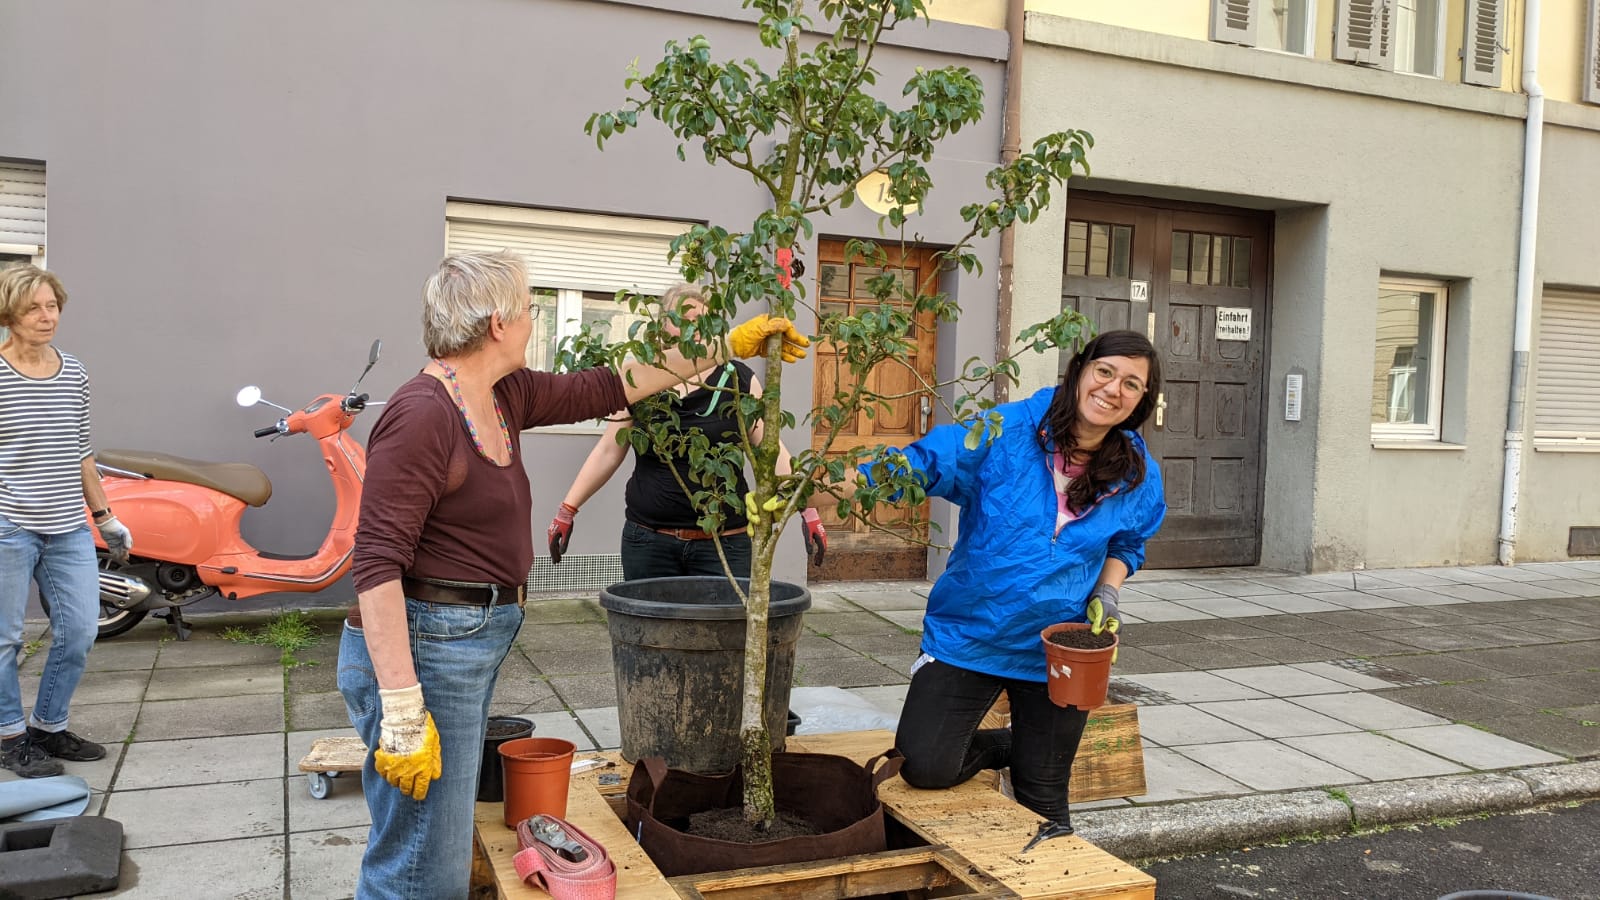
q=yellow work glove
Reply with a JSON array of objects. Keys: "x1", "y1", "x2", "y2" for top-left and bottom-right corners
[
  {"x1": 728, "y1": 314, "x2": 810, "y2": 363},
  {"x1": 743, "y1": 492, "x2": 784, "y2": 525},
  {"x1": 373, "y1": 684, "x2": 442, "y2": 801}
]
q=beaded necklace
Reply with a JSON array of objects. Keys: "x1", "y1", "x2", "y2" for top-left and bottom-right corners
[{"x1": 433, "y1": 359, "x2": 514, "y2": 464}]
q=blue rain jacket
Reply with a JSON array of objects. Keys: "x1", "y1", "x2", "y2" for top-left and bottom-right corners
[{"x1": 865, "y1": 386, "x2": 1166, "y2": 682}]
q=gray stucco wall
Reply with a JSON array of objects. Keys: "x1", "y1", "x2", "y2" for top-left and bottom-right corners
[
  {"x1": 0, "y1": 0, "x2": 1008, "y2": 594},
  {"x1": 1515, "y1": 114, "x2": 1600, "y2": 561},
  {"x1": 1017, "y1": 15, "x2": 1536, "y2": 571}
]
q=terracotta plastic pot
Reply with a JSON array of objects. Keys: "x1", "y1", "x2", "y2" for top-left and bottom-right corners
[
  {"x1": 499, "y1": 736, "x2": 575, "y2": 827},
  {"x1": 1040, "y1": 622, "x2": 1118, "y2": 710}
]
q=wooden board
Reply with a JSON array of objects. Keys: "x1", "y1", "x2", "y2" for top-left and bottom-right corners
[
  {"x1": 297, "y1": 736, "x2": 367, "y2": 773},
  {"x1": 473, "y1": 734, "x2": 1154, "y2": 900},
  {"x1": 979, "y1": 700, "x2": 1146, "y2": 803},
  {"x1": 793, "y1": 731, "x2": 1154, "y2": 900}
]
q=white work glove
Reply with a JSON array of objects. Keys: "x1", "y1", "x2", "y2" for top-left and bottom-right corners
[
  {"x1": 374, "y1": 683, "x2": 442, "y2": 801},
  {"x1": 97, "y1": 516, "x2": 132, "y2": 564}
]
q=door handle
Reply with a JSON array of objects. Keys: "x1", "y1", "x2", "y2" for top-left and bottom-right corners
[
  {"x1": 919, "y1": 395, "x2": 933, "y2": 434},
  {"x1": 1154, "y1": 391, "x2": 1167, "y2": 429}
]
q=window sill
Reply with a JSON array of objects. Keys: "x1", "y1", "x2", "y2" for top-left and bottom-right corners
[
  {"x1": 1533, "y1": 440, "x2": 1600, "y2": 453},
  {"x1": 523, "y1": 422, "x2": 612, "y2": 437},
  {"x1": 1370, "y1": 440, "x2": 1466, "y2": 451}
]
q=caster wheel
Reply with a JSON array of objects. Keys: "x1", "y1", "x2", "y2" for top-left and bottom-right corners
[
  {"x1": 325, "y1": 770, "x2": 341, "y2": 778},
  {"x1": 309, "y1": 772, "x2": 331, "y2": 800}
]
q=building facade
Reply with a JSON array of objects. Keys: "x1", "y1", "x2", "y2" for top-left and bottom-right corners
[{"x1": 2, "y1": 0, "x2": 1596, "y2": 593}]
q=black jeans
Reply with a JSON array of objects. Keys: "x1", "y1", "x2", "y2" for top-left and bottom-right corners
[
  {"x1": 894, "y1": 658, "x2": 1089, "y2": 825},
  {"x1": 620, "y1": 520, "x2": 753, "y2": 580}
]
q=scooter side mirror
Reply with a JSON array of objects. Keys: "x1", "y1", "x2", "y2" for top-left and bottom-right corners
[
  {"x1": 368, "y1": 339, "x2": 382, "y2": 366},
  {"x1": 236, "y1": 386, "x2": 263, "y2": 408}
]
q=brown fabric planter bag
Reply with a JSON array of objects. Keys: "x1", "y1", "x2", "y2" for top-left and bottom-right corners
[{"x1": 624, "y1": 750, "x2": 904, "y2": 877}]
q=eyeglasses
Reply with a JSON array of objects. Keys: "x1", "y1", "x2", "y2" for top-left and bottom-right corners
[
  {"x1": 1087, "y1": 361, "x2": 1147, "y2": 397},
  {"x1": 525, "y1": 301, "x2": 542, "y2": 322}
]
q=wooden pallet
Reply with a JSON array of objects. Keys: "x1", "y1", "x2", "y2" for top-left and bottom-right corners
[
  {"x1": 473, "y1": 729, "x2": 1154, "y2": 899},
  {"x1": 980, "y1": 700, "x2": 1146, "y2": 804}
]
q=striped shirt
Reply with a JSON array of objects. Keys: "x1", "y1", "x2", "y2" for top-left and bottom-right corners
[{"x1": 0, "y1": 348, "x2": 93, "y2": 534}]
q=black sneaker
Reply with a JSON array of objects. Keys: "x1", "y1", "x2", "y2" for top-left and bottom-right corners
[
  {"x1": 1, "y1": 734, "x2": 65, "y2": 778},
  {"x1": 27, "y1": 726, "x2": 107, "y2": 762}
]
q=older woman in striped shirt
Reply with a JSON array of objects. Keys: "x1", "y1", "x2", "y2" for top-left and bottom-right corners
[{"x1": 0, "y1": 264, "x2": 130, "y2": 778}]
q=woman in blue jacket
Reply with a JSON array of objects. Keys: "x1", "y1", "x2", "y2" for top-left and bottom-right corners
[{"x1": 868, "y1": 329, "x2": 1166, "y2": 843}]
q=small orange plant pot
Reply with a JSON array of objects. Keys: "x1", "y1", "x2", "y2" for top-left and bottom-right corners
[
  {"x1": 499, "y1": 737, "x2": 576, "y2": 827},
  {"x1": 1040, "y1": 622, "x2": 1118, "y2": 710}
]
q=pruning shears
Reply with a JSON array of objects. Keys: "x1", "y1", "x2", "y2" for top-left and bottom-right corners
[{"x1": 1020, "y1": 819, "x2": 1076, "y2": 854}]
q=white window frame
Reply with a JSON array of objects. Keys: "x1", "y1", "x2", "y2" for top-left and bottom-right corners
[
  {"x1": 1393, "y1": 0, "x2": 1447, "y2": 77},
  {"x1": 445, "y1": 201, "x2": 690, "y2": 434},
  {"x1": 1371, "y1": 277, "x2": 1449, "y2": 442},
  {"x1": 1260, "y1": 0, "x2": 1318, "y2": 57}
]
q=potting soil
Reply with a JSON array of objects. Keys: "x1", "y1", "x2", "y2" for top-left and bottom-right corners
[
  {"x1": 1047, "y1": 629, "x2": 1116, "y2": 650},
  {"x1": 686, "y1": 807, "x2": 821, "y2": 843}
]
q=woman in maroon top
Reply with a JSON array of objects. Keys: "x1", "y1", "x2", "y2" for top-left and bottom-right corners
[{"x1": 337, "y1": 250, "x2": 808, "y2": 900}]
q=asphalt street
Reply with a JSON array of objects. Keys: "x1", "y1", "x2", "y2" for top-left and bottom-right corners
[{"x1": 1140, "y1": 799, "x2": 1600, "y2": 900}]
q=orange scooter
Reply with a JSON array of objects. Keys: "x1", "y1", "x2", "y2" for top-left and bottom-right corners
[{"x1": 45, "y1": 341, "x2": 382, "y2": 640}]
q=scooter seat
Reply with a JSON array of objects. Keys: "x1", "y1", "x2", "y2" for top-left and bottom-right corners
[{"x1": 97, "y1": 449, "x2": 273, "y2": 507}]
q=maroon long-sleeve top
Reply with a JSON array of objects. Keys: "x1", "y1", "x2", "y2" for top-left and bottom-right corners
[{"x1": 351, "y1": 367, "x2": 628, "y2": 593}]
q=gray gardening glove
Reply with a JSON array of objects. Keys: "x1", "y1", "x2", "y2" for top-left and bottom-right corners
[
  {"x1": 97, "y1": 516, "x2": 133, "y2": 564},
  {"x1": 1085, "y1": 583, "x2": 1120, "y2": 636}
]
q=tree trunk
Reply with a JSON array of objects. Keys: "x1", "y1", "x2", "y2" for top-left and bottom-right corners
[{"x1": 739, "y1": 543, "x2": 776, "y2": 826}]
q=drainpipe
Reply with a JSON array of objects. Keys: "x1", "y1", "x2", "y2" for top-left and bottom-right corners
[
  {"x1": 993, "y1": 0, "x2": 1025, "y2": 404},
  {"x1": 1497, "y1": 0, "x2": 1543, "y2": 565}
]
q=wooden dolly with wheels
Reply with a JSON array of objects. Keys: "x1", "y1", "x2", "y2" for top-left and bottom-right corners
[{"x1": 297, "y1": 736, "x2": 367, "y2": 799}]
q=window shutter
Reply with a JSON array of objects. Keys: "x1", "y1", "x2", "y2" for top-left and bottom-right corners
[
  {"x1": 1534, "y1": 291, "x2": 1600, "y2": 439},
  {"x1": 1210, "y1": 0, "x2": 1257, "y2": 46},
  {"x1": 1461, "y1": 0, "x2": 1504, "y2": 87},
  {"x1": 0, "y1": 162, "x2": 46, "y2": 251},
  {"x1": 444, "y1": 203, "x2": 686, "y2": 295},
  {"x1": 1335, "y1": 0, "x2": 1395, "y2": 70},
  {"x1": 1585, "y1": 0, "x2": 1600, "y2": 104}
]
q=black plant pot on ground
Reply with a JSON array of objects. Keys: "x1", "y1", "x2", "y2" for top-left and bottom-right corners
[
  {"x1": 600, "y1": 576, "x2": 810, "y2": 774},
  {"x1": 477, "y1": 716, "x2": 535, "y2": 803}
]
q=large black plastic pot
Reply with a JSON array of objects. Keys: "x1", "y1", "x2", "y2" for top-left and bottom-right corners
[
  {"x1": 476, "y1": 715, "x2": 535, "y2": 802},
  {"x1": 600, "y1": 576, "x2": 810, "y2": 774}
]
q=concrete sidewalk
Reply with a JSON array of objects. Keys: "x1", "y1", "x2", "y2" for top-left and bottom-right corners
[{"x1": 6, "y1": 559, "x2": 1600, "y2": 897}]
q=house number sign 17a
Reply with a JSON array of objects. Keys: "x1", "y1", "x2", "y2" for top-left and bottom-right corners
[{"x1": 1215, "y1": 307, "x2": 1251, "y2": 341}]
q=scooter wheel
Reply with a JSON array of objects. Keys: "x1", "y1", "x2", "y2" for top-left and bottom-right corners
[{"x1": 308, "y1": 772, "x2": 331, "y2": 800}]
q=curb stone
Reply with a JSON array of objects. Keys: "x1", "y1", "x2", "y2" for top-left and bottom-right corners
[{"x1": 1073, "y1": 762, "x2": 1600, "y2": 860}]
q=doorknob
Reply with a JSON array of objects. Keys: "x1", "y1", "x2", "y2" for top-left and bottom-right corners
[
  {"x1": 1154, "y1": 392, "x2": 1167, "y2": 429},
  {"x1": 919, "y1": 395, "x2": 932, "y2": 434}
]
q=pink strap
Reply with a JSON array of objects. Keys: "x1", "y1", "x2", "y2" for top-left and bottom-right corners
[{"x1": 513, "y1": 816, "x2": 617, "y2": 900}]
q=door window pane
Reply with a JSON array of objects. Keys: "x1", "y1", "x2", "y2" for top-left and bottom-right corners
[
  {"x1": 1171, "y1": 232, "x2": 1190, "y2": 283},
  {"x1": 1191, "y1": 234, "x2": 1211, "y2": 285},
  {"x1": 1067, "y1": 221, "x2": 1088, "y2": 276},
  {"x1": 526, "y1": 288, "x2": 560, "y2": 371},
  {"x1": 1088, "y1": 224, "x2": 1111, "y2": 277},
  {"x1": 1230, "y1": 238, "x2": 1252, "y2": 288},
  {"x1": 819, "y1": 263, "x2": 849, "y2": 297},
  {"x1": 1110, "y1": 225, "x2": 1133, "y2": 278},
  {"x1": 1212, "y1": 236, "x2": 1231, "y2": 285}
]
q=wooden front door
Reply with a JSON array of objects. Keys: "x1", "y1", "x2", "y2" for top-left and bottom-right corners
[
  {"x1": 809, "y1": 239, "x2": 942, "y2": 580},
  {"x1": 1061, "y1": 194, "x2": 1271, "y2": 568}
]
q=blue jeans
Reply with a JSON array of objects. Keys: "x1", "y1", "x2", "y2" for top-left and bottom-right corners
[
  {"x1": 620, "y1": 519, "x2": 752, "y2": 580},
  {"x1": 894, "y1": 659, "x2": 1088, "y2": 825},
  {"x1": 0, "y1": 514, "x2": 98, "y2": 739},
  {"x1": 337, "y1": 598, "x2": 524, "y2": 900}
]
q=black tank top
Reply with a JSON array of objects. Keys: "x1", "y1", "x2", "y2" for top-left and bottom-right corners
[{"x1": 624, "y1": 361, "x2": 755, "y2": 530}]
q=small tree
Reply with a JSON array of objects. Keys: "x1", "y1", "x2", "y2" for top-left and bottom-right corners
[{"x1": 577, "y1": 0, "x2": 1095, "y2": 828}]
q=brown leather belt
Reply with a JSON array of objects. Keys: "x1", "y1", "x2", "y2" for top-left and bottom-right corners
[
  {"x1": 646, "y1": 524, "x2": 748, "y2": 541},
  {"x1": 345, "y1": 577, "x2": 526, "y2": 629}
]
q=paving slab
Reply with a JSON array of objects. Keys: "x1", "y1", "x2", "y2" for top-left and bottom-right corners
[
  {"x1": 286, "y1": 826, "x2": 365, "y2": 900},
  {"x1": 1367, "y1": 587, "x2": 1462, "y2": 607},
  {"x1": 1465, "y1": 675, "x2": 1596, "y2": 709},
  {"x1": 1220, "y1": 636, "x2": 1343, "y2": 663},
  {"x1": 573, "y1": 705, "x2": 621, "y2": 750},
  {"x1": 833, "y1": 589, "x2": 928, "y2": 612},
  {"x1": 1514, "y1": 619, "x2": 1600, "y2": 641},
  {"x1": 82, "y1": 641, "x2": 161, "y2": 673},
  {"x1": 1135, "y1": 746, "x2": 1253, "y2": 802},
  {"x1": 289, "y1": 692, "x2": 356, "y2": 732},
  {"x1": 1136, "y1": 705, "x2": 1257, "y2": 746},
  {"x1": 1343, "y1": 773, "x2": 1532, "y2": 827},
  {"x1": 800, "y1": 592, "x2": 861, "y2": 613},
  {"x1": 152, "y1": 638, "x2": 284, "y2": 668},
  {"x1": 1129, "y1": 582, "x2": 1226, "y2": 601},
  {"x1": 1231, "y1": 614, "x2": 1344, "y2": 636},
  {"x1": 1289, "y1": 692, "x2": 1450, "y2": 730},
  {"x1": 104, "y1": 835, "x2": 285, "y2": 899},
  {"x1": 529, "y1": 647, "x2": 616, "y2": 675},
  {"x1": 1477, "y1": 712, "x2": 1600, "y2": 758},
  {"x1": 1302, "y1": 622, "x2": 1421, "y2": 656},
  {"x1": 1172, "y1": 597, "x2": 1281, "y2": 618},
  {"x1": 1452, "y1": 643, "x2": 1597, "y2": 675},
  {"x1": 1361, "y1": 569, "x2": 1458, "y2": 588},
  {"x1": 134, "y1": 694, "x2": 285, "y2": 740},
  {"x1": 846, "y1": 684, "x2": 910, "y2": 716},
  {"x1": 1119, "y1": 600, "x2": 1212, "y2": 622},
  {"x1": 802, "y1": 611, "x2": 903, "y2": 636},
  {"x1": 1242, "y1": 593, "x2": 1348, "y2": 614},
  {"x1": 1377, "y1": 684, "x2": 1530, "y2": 724},
  {"x1": 1287, "y1": 661, "x2": 1399, "y2": 690},
  {"x1": 1166, "y1": 619, "x2": 1285, "y2": 641},
  {"x1": 1429, "y1": 583, "x2": 1525, "y2": 604},
  {"x1": 873, "y1": 610, "x2": 925, "y2": 633},
  {"x1": 519, "y1": 597, "x2": 605, "y2": 625},
  {"x1": 1174, "y1": 740, "x2": 1361, "y2": 791},
  {"x1": 1186, "y1": 578, "x2": 1285, "y2": 597},
  {"x1": 1119, "y1": 672, "x2": 1268, "y2": 703},
  {"x1": 1107, "y1": 645, "x2": 1188, "y2": 674},
  {"x1": 546, "y1": 673, "x2": 618, "y2": 710},
  {"x1": 18, "y1": 669, "x2": 148, "y2": 707},
  {"x1": 1303, "y1": 590, "x2": 1403, "y2": 609},
  {"x1": 515, "y1": 622, "x2": 612, "y2": 653},
  {"x1": 794, "y1": 656, "x2": 906, "y2": 688},
  {"x1": 828, "y1": 630, "x2": 925, "y2": 658},
  {"x1": 1383, "y1": 623, "x2": 1553, "y2": 652},
  {"x1": 1374, "y1": 652, "x2": 1501, "y2": 683},
  {"x1": 1122, "y1": 624, "x2": 1211, "y2": 646},
  {"x1": 288, "y1": 770, "x2": 371, "y2": 833},
  {"x1": 1210, "y1": 664, "x2": 1356, "y2": 697},
  {"x1": 1140, "y1": 641, "x2": 1273, "y2": 669},
  {"x1": 118, "y1": 733, "x2": 285, "y2": 790},
  {"x1": 106, "y1": 779, "x2": 283, "y2": 848},
  {"x1": 523, "y1": 711, "x2": 596, "y2": 751},
  {"x1": 1247, "y1": 576, "x2": 1348, "y2": 594},
  {"x1": 1193, "y1": 698, "x2": 1357, "y2": 738},
  {"x1": 1381, "y1": 723, "x2": 1566, "y2": 769},
  {"x1": 1368, "y1": 606, "x2": 1474, "y2": 627},
  {"x1": 1474, "y1": 580, "x2": 1581, "y2": 600},
  {"x1": 1282, "y1": 732, "x2": 1466, "y2": 780},
  {"x1": 0, "y1": 747, "x2": 123, "y2": 794},
  {"x1": 796, "y1": 634, "x2": 863, "y2": 660}
]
